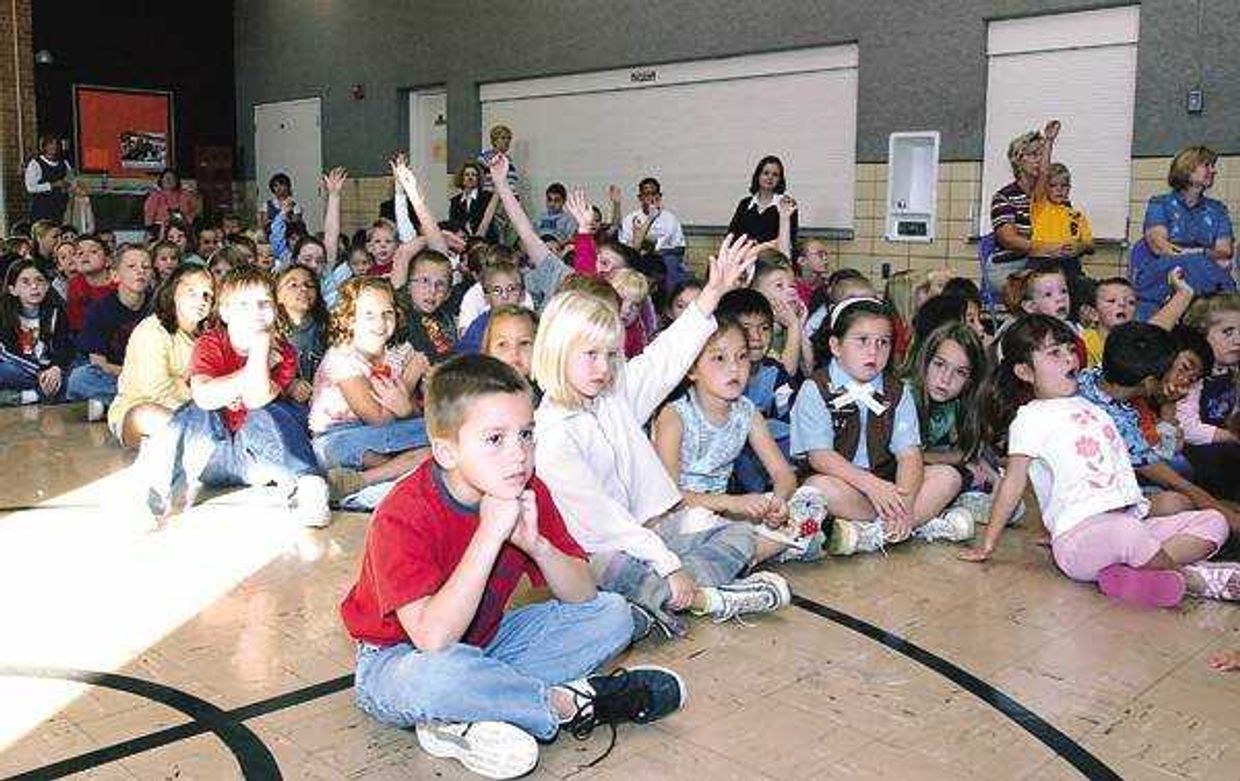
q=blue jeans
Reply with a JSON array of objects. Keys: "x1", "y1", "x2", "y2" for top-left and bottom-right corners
[
  {"x1": 146, "y1": 400, "x2": 322, "y2": 499},
  {"x1": 660, "y1": 247, "x2": 689, "y2": 296},
  {"x1": 593, "y1": 508, "x2": 755, "y2": 630},
  {"x1": 312, "y1": 418, "x2": 428, "y2": 471},
  {"x1": 67, "y1": 362, "x2": 117, "y2": 406},
  {"x1": 353, "y1": 593, "x2": 633, "y2": 740},
  {"x1": 0, "y1": 359, "x2": 67, "y2": 401}
]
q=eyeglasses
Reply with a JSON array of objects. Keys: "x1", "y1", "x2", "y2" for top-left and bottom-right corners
[{"x1": 487, "y1": 284, "x2": 523, "y2": 297}]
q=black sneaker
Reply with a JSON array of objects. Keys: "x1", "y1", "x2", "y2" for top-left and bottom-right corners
[{"x1": 560, "y1": 666, "x2": 686, "y2": 765}]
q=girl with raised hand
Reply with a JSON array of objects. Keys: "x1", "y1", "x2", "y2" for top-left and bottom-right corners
[
  {"x1": 961, "y1": 314, "x2": 1236, "y2": 608},
  {"x1": 532, "y1": 235, "x2": 791, "y2": 636}
]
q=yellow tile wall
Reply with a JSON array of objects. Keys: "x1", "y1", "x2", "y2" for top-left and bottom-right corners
[{"x1": 243, "y1": 157, "x2": 1240, "y2": 287}]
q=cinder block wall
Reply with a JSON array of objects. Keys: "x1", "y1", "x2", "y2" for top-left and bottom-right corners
[{"x1": 243, "y1": 155, "x2": 1240, "y2": 286}]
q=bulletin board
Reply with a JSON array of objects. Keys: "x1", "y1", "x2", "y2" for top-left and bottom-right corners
[{"x1": 73, "y1": 85, "x2": 175, "y2": 175}]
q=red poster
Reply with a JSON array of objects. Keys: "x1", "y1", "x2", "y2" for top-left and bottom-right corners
[{"x1": 74, "y1": 86, "x2": 174, "y2": 175}]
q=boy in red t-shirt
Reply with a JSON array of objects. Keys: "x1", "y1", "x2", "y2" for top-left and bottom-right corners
[
  {"x1": 340, "y1": 354, "x2": 685, "y2": 779},
  {"x1": 65, "y1": 234, "x2": 117, "y2": 332},
  {"x1": 141, "y1": 265, "x2": 329, "y2": 527}
]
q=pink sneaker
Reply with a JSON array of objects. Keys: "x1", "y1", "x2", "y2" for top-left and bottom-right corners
[{"x1": 1097, "y1": 565, "x2": 1185, "y2": 608}]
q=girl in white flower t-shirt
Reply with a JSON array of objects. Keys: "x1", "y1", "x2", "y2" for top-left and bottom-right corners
[
  {"x1": 308, "y1": 277, "x2": 431, "y2": 494},
  {"x1": 961, "y1": 314, "x2": 1237, "y2": 608}
]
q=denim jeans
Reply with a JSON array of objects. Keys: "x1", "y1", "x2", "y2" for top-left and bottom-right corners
[
  {"x1": 66, "y1": 362, "x2": 118, "y2": 405},
  {"x1": 145, "y1": 400, "x2": 322, "y2": 500},
  {"x1": 592, "y1": 508, "x2": 755, "y2": 629},
  {"x1": 312, "y1": 418, "x2": 428, "y2": 471},
  {"x1": 0, "y1": 359, "x2": 66, "y2": 401},
  {"x1": 353, "y1": 593, "x2": 633, "y2": 740}
]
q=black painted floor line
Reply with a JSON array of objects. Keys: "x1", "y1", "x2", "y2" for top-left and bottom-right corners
[
  {"x1": 790, "y1": 594, "x2": 1119, "y2": 780},
  {"x1": 5, "y1": 594, "x2": 1119, "y2": 780}
]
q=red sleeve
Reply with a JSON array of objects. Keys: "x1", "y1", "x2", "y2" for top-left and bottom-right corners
[
  {"x1": 573, "y1": 231, "x2": 598, "y2": 277},
  {"x1": 369, "y1": 502, "x2": 446, "y2": 617},
  {"x1": 271, "y1": 340, "x2": 299, "y2": 391},
  {"x1": 187, "y1": 330, "x2": 229, "y2": 378},
  {"x1": 531, "y1": 478, "x2": 587, "y2": 586}
]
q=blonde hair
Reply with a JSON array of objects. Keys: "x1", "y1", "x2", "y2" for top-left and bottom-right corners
[
  {"x1": 609, "y1": 268, "x2": 650, "y2": 303},
  {"x1": 532, "y1": 290, "x2": 625, "y2": 408},
  {"x1": 483, "y1": 305, "x2": 537, "y2": 353},
  {"x1": 1184, "y1": 292, "x2": 1240, "y2": 334},
  {"x1": 1167, "y1": 146, "x2": 1218, "y2": 191},
  {"x1": 329, "y1": 276, "x2": 404, "y2": 347},
  {"x1": 883, "y1": 269, "x2": 921, "y2": 326},
  {"x1": 1007, "y1": 130, "x2": 1043, "y2": 177}
]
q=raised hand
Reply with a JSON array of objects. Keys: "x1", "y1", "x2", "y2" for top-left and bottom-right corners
[
  {"x1": 487, "y1": 152, "x2": 511, "y2": 189},
  {"x1": 564, "y1": 188, "x2": 594, "y2": 229},
  {"x1": 694, "y1": 234, "x2": 759, "y2": 315},
  {"x1": 607, "y1": 184, "x2": 621, "y2": 204},
  {"x1": 323, "y1": 167, "x2": 348, "y2": 195},
  {"x1": 777, "y1": 194, "x2": 798, "y2": 218},
  {"x1": 1043, "y1": 119, "x2": 1061, "y2": 141}
]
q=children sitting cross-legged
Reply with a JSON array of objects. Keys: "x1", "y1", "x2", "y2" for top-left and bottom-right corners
[
  {"x1": 532, "y1": 235, "x2": 791, "y2": 637},
  {"x1": 308, "y1": 276, "x2": 431, "y2": 503},
  {"x1": 141, "y1": 265, "x2": 330, "y2": 527},
  {"x1": 340, "y1": 354, "x2": 685, "y2": 779},
  {"x1": 652, "y1": 319, "x2": 826, "y2": 562},
  {"x1": 108, "y1": 264, "x2": 214, "y2": 447},
  {"x1": 791, "y1": 298, "x2": 973, "y2": 556},
  {"x1": 962, "y1": 314, "x2": 1236, "y2": 607},
  {"x1": 65, "y1": 233, "x2": 116, "y2": 333}
]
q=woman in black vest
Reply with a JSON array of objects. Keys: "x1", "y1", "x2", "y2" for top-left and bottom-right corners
[{"x1": 24, "y1": 134, "x2": 73, "y2": 223}]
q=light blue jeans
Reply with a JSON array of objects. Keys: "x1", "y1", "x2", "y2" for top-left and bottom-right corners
[
  {"x1": 312, "y1": 418, "x2": 428, "y2": 471},
  {"x1": 66, "y1": 362, "x2": 117, "y2": 406},
  {"x1": 353, "y1": 593, "x2": 633, "y2": 740}
]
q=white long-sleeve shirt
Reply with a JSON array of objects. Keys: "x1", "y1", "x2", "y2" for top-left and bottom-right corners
[
  {"x1": 25, "y1": 156, "x2": 73, "y2": 193},
  {"x1": 534, "y1": 301, "x2": 717, "y2": 576}
]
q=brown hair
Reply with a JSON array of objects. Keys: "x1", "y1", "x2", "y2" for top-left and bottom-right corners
[
  {"x1": 1167, "y1": 146, "x2": 1218, "y2": 191},
  {"x1": 328, "y1": 276, "x2": 405, "y2": 347}
]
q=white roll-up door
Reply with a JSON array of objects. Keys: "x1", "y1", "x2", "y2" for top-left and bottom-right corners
[
  {"x1": 980, "y1": 6, "x2": 1139, "y2": 240},
  {"x1": 480, "y1": 45, "x2": 858, "y2": 230}
]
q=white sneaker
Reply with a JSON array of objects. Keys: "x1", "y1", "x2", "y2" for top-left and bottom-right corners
[
  {"x1": 414, "y1": 721, "x2": 538, "y2": 779},
  {"x1": 952, "y1": 490, "x2": 1026, "y2": 527},
  {"x1": 712, "y1": 571, "x2": 790, "y2": 622},
  {"x1": 292, "y1": 475, "x2": 331, "y2": 528},
  {"x1": 913, "y1": 507, "x2": 975, "y2": 543},
  {"x1": 828, "y1": 518, "x2": 886, "y2": 556},
  {"x1": 86, "y1": 398, "x2": 106, "y2": 422}
]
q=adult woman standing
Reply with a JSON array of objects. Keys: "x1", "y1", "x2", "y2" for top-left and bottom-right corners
[
  {"x1": 143, "y1": 168, "x2": 200, "y2": 233},
  {"x1": 1133, "y1": 146, "x2": 1235, "y2": 319},
  {"x1": 728, "y1": 155, "x2": 796, "y2": 248},
  {"x1": 448, "y1": 161, "x2": 497, "y2": 242}
]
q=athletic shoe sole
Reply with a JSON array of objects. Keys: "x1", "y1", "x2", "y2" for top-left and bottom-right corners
[
  {"x1": 1097, "y1": 565, "x2": 1185, "y2": 608},
  {"x1": 415, "y1": 721, "x2": 538, "y2": 779}
]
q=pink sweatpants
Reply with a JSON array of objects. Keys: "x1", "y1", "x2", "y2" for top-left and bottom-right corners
[{"x1": 1051, "y1": 509, "x2": 1229, "y2": 583}]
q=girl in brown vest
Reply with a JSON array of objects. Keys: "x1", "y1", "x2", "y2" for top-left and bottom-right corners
[{"x1": 789, "y1": 298, "x2": 973, "y2": 555}]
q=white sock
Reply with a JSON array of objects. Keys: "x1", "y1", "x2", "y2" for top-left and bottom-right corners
[
  {"x1": 553, "y1": 680, "x2": 595, "y2": 723},
  {"x1": 693, "y1": 586, "x2": 723, "y2": 616}
]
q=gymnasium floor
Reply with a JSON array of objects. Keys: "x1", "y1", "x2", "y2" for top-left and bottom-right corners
[{"x1": 0, "y1": 404, "x2": 1237, "y2": 780}]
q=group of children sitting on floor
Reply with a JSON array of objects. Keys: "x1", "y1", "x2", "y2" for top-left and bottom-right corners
[{"x1": 3, "y1": 146, "x2": 1239, "y2": 778}]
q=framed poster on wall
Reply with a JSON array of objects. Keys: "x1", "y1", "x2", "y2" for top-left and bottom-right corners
[{"x1": 73, "y1": 85, "x2": 175, "y2": 175}]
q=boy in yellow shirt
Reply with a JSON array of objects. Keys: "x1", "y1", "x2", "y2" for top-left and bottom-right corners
[{"x1": 1029, "y1": 120, "x2": 1094, "y2": 279}]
